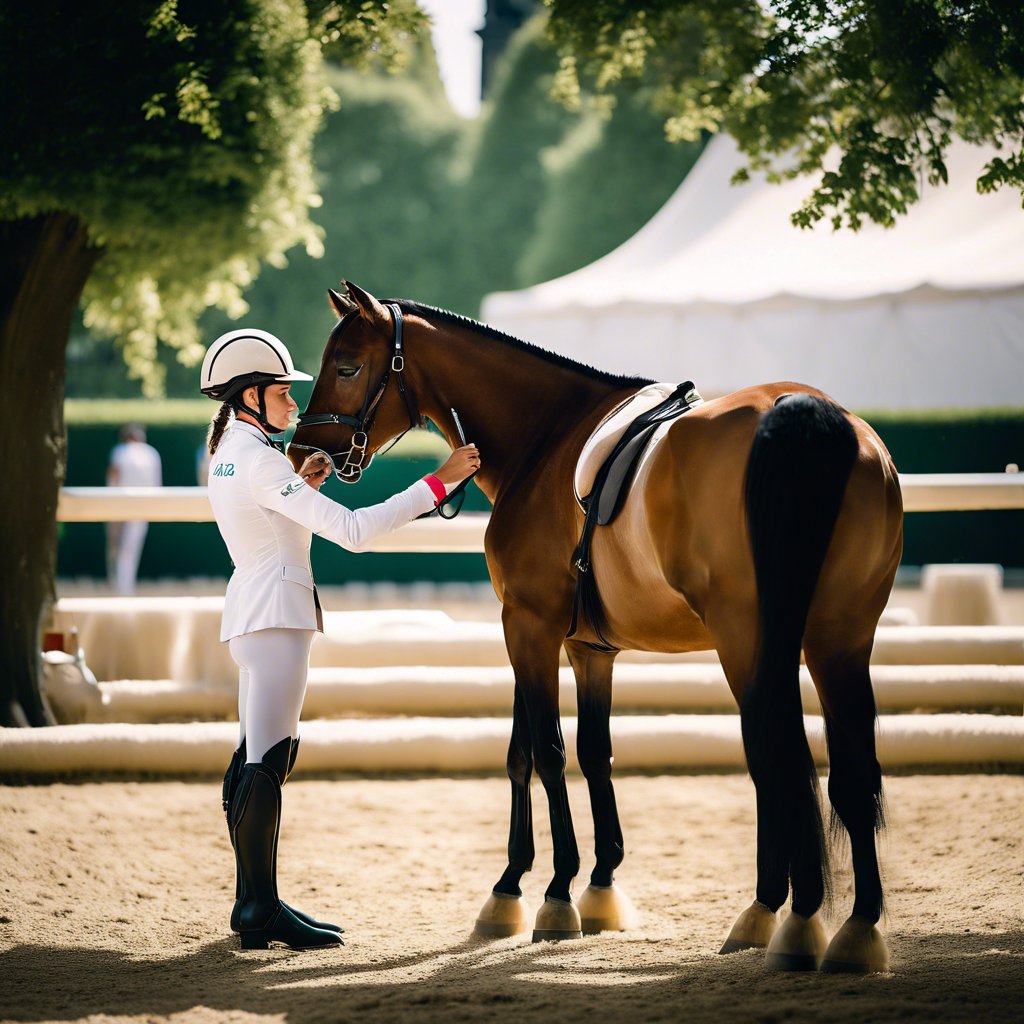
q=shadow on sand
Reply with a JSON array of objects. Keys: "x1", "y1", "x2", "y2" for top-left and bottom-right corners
[{"x1": 0, "y1": 928, "x2": 1021, "y2": 1024}]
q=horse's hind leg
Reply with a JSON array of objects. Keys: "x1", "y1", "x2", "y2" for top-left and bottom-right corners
[
  {"x1": 473, "y1": 682, "x2": 534, "y2": 938},
  {"x1": 717, "y1": 393, "x2": 860, "y2": 969},
  {"x1": 565, "y1": 640, "x2": 638, "y2": 934},
  {"x1": 806, "y1": 640, "x2": 889, "y2": 973},
  {"x1": 713, "y1": 629, "x2": 785, "y2": 956}
]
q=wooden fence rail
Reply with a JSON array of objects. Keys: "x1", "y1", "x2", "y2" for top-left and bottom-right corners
[{"x1": 57, "y1": 473, "x2": 1024, "y2": 553}]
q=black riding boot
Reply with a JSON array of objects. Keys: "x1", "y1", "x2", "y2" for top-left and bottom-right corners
[
  {"x1": 230, "y1": 737, "x2": 343, "y2": 950},
  {"x1": 223, "y1": 739, "x2": 344, "y2": 934}
]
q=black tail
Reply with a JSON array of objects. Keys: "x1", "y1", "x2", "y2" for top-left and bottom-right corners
[{"x1": 741, "y1": 393, "x2": 858, "y2": 918}]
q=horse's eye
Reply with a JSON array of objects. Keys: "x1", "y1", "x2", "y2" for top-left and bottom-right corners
[{"x1": 337, "y1": 365, "x2": 362, "y2": 380}]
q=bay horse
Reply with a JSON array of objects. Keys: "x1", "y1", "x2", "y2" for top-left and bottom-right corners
[{"x1": 291, "y1": 281, "x2": 903, "y2": 973}]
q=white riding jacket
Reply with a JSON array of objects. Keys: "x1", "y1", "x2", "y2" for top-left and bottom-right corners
[{"x1": 208, "y1": 420, "x2": 436, "y2": 641}]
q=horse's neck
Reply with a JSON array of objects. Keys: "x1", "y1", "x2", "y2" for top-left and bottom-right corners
[{"x1": 415, "y1": 326, "x2": 622, "y2": 503}]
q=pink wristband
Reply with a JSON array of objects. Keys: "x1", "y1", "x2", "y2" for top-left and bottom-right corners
[{"x1": 423, "y1": 474, "x2": 446, "y2": 506}]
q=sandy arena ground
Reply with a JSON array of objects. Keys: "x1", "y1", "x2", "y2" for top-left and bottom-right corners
[{"x1": 1, "y1": 773, "x2": 1021, "y2": 1024}]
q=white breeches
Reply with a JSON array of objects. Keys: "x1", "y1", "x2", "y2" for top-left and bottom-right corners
[
  {"x1": 108, "y1": 520, "x2": 148, "y2": 595},
  {"x1": 229, "y1": 628, "x2": 315, "y2": 764}
]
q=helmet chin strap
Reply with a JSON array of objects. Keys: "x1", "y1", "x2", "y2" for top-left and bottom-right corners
[{"x1": 235, "y1": 384, "x2": 286, "y2": 435}]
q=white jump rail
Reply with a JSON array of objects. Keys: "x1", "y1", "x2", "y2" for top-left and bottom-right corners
[
  {"x1": 2, "y1": 714, "x2": 1021, "y2": 776},
  {"x1": 899, "y1": 473, "x2": 1024, "y2": 512},
  {"x1": 55, "y1": 473, "x2": 1024, "y2": 550},
  {"x1": 57, "y1": 489, "x2": 488, "y2": 552}
]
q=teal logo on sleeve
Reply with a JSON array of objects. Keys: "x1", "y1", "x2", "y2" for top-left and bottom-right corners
[
  {"x1": 280, "y1": 479, "x2": 304, "y2": 496},
  {"x1": 212, "y1": 463, "x2": 235, "y2": 477}
]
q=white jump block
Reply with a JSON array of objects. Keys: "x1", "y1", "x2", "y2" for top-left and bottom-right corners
[
  {"x1": 1, "y1": 714, "x2": 1021, "y2": 777},
  {"x1": 55, "y1": 597, "x2": 230, "y2": 684},
  {"x1": 922, "y1": 564, "x2": 1003, "y2": 626}
]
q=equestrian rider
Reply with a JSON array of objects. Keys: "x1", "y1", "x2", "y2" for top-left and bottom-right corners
[{"x1": 200, "y1": 327, "x2": 480, "y2": 950}]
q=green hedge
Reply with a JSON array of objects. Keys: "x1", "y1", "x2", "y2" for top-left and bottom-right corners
[
  {"x1": 858, "y1": 408, "x2": 1024, "y2": 473},
  {"x1": 860, "y1": 408, "x2": 1024, "y2": 570},
  {"x1": 58, "y1": 405, "x2": 1024, "y2": 580}
]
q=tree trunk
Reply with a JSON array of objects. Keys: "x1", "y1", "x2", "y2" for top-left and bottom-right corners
[{"x1": 0, "y1": 213, "x2": 98, "y2": 727}]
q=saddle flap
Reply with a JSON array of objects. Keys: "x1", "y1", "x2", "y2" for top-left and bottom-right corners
[
  {"x1": 595, "y1": 425, "x2": 660, "y2": 525},
  {"x1": 567, "y1": 380, "x2": 703, "y2": 649},
  {"x1": 574, "y1": 382, "x2": 678, "y2": 503},
  {"x1": 576, "y1": 382, "x2": 703, "y2": 509}
]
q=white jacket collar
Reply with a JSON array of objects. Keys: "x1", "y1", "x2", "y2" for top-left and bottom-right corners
[{"x1": 232, "y1": 420, "x2": 278, "y2": 446}]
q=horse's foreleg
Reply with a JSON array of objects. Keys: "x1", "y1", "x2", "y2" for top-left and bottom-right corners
[
  {"x1": 475, "y1": 609, "x2": 580, "y2": 940},
  {"x1": 497, "y1": 683, "x2": 535, "y2": 894},
  {"x1": 530, "y1": 709, "x2": 580, "y2": 905},
  {"x1": 474, "y1": 683, "x2": 534, "y2": 938},
  {"x1": 505, "y1": 609, "x2": 582, "y2": 941},
  {"x1": 566, "y1": 641, "x2": 637, "y2": 934}
]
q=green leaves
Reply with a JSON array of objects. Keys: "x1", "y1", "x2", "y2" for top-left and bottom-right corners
[
  {"x1": 0, "y1": 0, "x2": 421, "y2": 396},
  {"x1": 314, "y1": 0, "x2": 427, "y2": 70},
  {"x1": 545, "y1": 0, "x2": 1024, "y2": 231}
]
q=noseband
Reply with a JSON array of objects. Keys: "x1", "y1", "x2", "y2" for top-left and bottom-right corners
[{"x1": 291, "y1": 303, "x2": 418, "y2": 484}]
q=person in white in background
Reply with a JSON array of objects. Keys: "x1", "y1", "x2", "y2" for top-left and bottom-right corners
[
  {"x1": 200, "y1": 327, "x2": 479, "y2": 952},
  {"x1": 195, "y1": 440, "x2": 211, "y2": 484},
  {"x1": 105, "y1": 423, "x2": 162, "y2": 595}
]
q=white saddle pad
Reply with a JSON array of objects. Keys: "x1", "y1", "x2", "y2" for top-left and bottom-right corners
[{"x1": 574, "y1": 382, "x2": 702, "y2": 504}]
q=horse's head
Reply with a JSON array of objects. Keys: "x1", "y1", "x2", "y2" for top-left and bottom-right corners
[{"x1": 288, "y1": 280, "x2": 419, "y2": 483}]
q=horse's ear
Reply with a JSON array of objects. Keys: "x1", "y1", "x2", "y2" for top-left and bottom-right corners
[
  {"x1": 344, "y1": 280, "x2": 389, "y2": 332},
  {"x1": 327, "y1": 287, "x2": 355, "y2": 318}
]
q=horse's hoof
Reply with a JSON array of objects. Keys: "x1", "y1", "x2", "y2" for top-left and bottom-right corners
[
  {"x1": 473, "y1": 891, "x2": 529, "y2": 939},
  {"x1": 820, "y1": 916, "x2": 889, "y2": 973},
  {"x1": 764, "y1": 911, "x2": 828, "y2": 971},
  {"x1": 532, "y1": 896, "x2": 583, "y2": 942},
  {"x1": 719, "y1": 900, "x2": 778, "y2": 954},
  {"x1": 578, "y1": 883, "x2": 638, "y2": 934}
]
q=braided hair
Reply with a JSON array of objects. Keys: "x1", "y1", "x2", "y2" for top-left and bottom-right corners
[{"x1": 206, "y1": 401, "x2": 234, "y2": 455}]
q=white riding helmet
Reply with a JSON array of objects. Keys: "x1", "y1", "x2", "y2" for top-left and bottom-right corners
[{"x1": 199, "y1": 328, "x2": 313, "y2": 402}]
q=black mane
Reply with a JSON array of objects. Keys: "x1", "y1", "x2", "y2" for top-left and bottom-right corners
[{"x1": 388, "y1": 299, "x2": 654, "y2": 389}]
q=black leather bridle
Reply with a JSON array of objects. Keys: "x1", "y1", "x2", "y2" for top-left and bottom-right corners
[
  {"x1": 290, "y1": 303, "x2": 418, "y2": 484},
  {"x1": 290, "y1": 302, "x2": 477, "y2": 518}
]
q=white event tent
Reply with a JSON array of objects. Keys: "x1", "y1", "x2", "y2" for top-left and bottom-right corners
[{"x1": 482, "y1": 135, "x2": 1024, "y2": 409}]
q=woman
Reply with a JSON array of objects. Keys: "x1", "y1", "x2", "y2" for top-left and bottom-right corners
[{"x1": 200, "y1": 327, "x2": 480, "y2": 950}]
